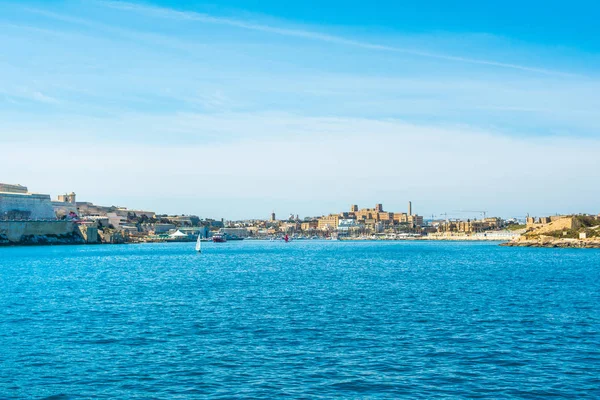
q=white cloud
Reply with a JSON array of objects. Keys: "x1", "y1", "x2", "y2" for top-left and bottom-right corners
[{"x1": 1, "y1": 1, "x2": 599, "y2": 218}]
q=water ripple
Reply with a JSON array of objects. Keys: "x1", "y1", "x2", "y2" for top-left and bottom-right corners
[{"x1": 1, "y1": 241, "x2": 599, "y2": 398}]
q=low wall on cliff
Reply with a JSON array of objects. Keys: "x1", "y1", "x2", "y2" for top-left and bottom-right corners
[{"x1": 0, "y1": 220, "x2": 76, "y2": 242}]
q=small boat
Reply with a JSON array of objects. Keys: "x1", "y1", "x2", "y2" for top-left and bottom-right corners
[
  {"x1": 195, "y1": 233, "x2": 202, "y2": 253},
  {"x1": 212, "y1": 234, "x2": 227, "y2": 243}
]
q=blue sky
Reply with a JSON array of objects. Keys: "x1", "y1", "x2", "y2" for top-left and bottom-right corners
[{"x1": 1, "y1": 0, "x2": 599, "y2": 220}]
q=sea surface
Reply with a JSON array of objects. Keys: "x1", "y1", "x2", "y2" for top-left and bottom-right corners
[{"x1": 1, "y1": 241, "x2": 599, "y2": 399}]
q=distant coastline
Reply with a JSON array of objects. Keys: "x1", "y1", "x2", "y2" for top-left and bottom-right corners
[{"x1": 2, "y1": 183, "x2": 599, "y2": 249}]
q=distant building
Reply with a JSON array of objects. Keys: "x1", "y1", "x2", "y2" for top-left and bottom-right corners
[
  {"x1": 76, "y1": 202, "x2": 113, "y2": 216},
  {"x1": 338, "y1": 219, "x2": 360, "y2": 236},
  {"x1": 437, "y1": 217, "x2": 503, "y2": 233},
  {"x1": 220, "y1": 227, "x2": 250, "y2": 238},
  {"x1": 106, "y1": 212, "x2": 127, "y2": 228},
  {"x1": 178, "y1": 226, "x2": 209, "y2": 238},
  {"x1": 57, "y1": 192, "x2": 76, "y2": 204},
  {"x1": 52, "y1": 192, "x2": 78, "y2": 219},
  {"x1": 206, "y1": 219, "x2": 224, "y2": 229},
  {"x1": 301, "y1": 221, "x2": 318, "y2": 231},
  {"x1": 165, "y1": 215, "x2": 195, "y2": 226},
  {"x1": 115, "y1": 208, "x2": 156, "y2": 220},
  {"x1": 317, "y1": 202, "x2": 424, "y2": 232},
  {"x1": 318, "y1": 214, "x2": 340, "y2": 230},
  {"x1": 153, "y1": 223, "x2": 177, "y2": 234}
]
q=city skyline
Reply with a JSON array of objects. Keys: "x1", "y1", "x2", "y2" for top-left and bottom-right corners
[{"x1": 1, "y1": 0, "x2": 599, "y2": 219}]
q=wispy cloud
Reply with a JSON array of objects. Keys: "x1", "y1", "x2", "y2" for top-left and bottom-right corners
[
  {"x1": 29, "y1": 90, "x2": 59, "y2": 104},
  {"x1": 0, "y1": 87, "x2": 60, "y2": 105},
  {"x1": 99, "y1": 0, "x2": 578, "y2": 77},
  {"x1": 2, "y1": 0, "x2": 599, "y2": 216}
]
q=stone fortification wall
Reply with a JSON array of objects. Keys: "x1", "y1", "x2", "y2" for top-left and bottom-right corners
[
  {"x1": 0, "y1": 192, "x2": 56, "y2": 220},
  {"x1": 0, "y1": 183, "x2": 28, "y2": 193},
  {"x1": 0, "y1": 220, "x2": 75, "y2": 242}
]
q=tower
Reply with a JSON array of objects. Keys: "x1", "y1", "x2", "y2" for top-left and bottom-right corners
[
  {"x1": 58, "y1": 192, "x2": 76, "y2": 204},
  {"x1": 270, "y1": 211, "x2": 276, "y2": 222},
  {"x1": 408, "y1": 201, "x2": 412, "y2": 216}
]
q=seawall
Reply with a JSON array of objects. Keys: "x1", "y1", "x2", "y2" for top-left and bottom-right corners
[{"x1": 0, "y1": 220, "x2": 83, "y2": 245}]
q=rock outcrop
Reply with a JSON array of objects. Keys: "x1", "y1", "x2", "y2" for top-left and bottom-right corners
[{"x1": 502, "y1": 215, "x2": 600, "y2": 248}]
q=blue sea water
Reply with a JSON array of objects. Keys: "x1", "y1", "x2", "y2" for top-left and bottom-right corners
[{"x1": 1, "y1": 241, "x2": 599, "y2": 399}]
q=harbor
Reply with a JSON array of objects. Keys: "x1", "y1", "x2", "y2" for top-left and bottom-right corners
[{"x1": 1, "y1": 182, "x2": 597, "y2": 248}]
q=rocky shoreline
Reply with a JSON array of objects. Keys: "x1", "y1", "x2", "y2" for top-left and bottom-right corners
[
  {"x1": 501, "y1": 238, "x2": 600, "y2": 249},
  {"x1": 0, "y1": 233, "x2": 86, "y2": 247}
]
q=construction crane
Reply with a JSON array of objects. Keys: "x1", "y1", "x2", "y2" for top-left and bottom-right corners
[{"x1": 452, "y1": 210, "x2": 488, "y2": 220}]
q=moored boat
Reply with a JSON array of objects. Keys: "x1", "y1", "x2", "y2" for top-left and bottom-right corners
[{"x1": 212, "y1": 234, "x2": 227, "y2": 243}]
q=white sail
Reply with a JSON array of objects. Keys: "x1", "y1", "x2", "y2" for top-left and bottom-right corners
[{"x1": 195, "y1": 233, "x2": 202, "y2": 252}]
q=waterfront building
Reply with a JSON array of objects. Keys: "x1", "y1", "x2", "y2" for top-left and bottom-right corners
[
  {"x1": 338, "y1": 219, "x2": 360, "y2": 236},
  {"x1": 318, "y1": 214, "x2": 340, "y2": 230}
]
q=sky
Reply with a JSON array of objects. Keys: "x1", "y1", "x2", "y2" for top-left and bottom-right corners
[{"x1": 1, "y1": 0, "x2": 599, "y2": 220}]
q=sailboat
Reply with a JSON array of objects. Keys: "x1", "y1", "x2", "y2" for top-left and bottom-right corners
[{"x1": 195, "y1": 232, "x2": 202, "y2": 253}]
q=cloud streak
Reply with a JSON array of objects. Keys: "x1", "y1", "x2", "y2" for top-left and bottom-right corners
[
  {"x1": 2, "y1": 0, "x2": 599, "y2": 216},
  {"x1": 99, "y1": 0, "x2": 578, "y2": 77}
]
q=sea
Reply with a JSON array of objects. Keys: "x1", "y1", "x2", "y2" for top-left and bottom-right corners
[{"x1": 1, "y1": 241, "x2": 599, "y2": 399}]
